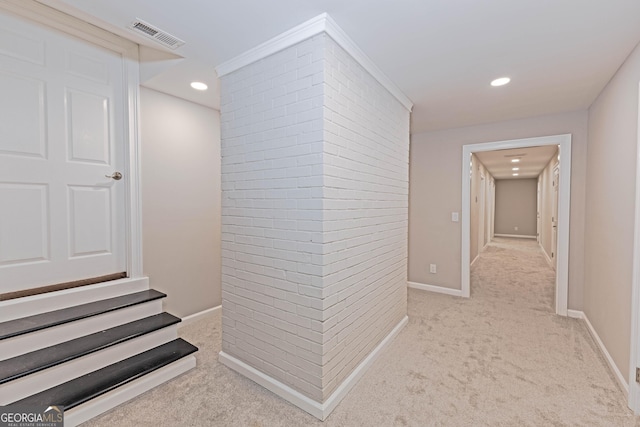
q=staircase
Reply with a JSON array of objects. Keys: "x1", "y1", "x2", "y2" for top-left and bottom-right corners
[{"x1": 0, "y1": 280, "x2": 197, "y2": 426}]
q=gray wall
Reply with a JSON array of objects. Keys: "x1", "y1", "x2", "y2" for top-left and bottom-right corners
[
  {"x1": 584, "y1": 40, "x2": 640, "y2": 382},
  {"x1": 494, "y1": 179, "x2": 537, "y2": 236},
  {"x1": 408, "y1": 110, "x2": 588, "y2": 310},
  {"x1": 140, "y1": 87, "x2": 221, "y2": 318}
]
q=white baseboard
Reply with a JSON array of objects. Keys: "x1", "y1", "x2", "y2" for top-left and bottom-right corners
[
  {"x1": 572, "y1": 310, "x2": 629, "y2": 398},
  {"x1": 470, "y1": 255, "x2": 480, "y2": 267},
  {"x1": 320, "y1": 315, "x2": 407, "y2": 417},
  {"x1": 180, "y1": 305, "x2": 221, "y2": 329},
  {"x1": 539, "y1": 242, "x2": 555, "y2": 269},
  {"x1": 407, "y1": 281, "x2": 464, "y2": 297},
  {"x1": 219, "y1": 315, "x2": 408, "y2": 420},
  {"x1": 494, "y1": 234, "x2": 537, "y2": 239},
  {"x1": 567, "y1": 309, "x2": 583, "y2": 319},
  {"x1": 218, "y1": 351, "x2": 324, "y2": 419},
  {"x1": 65, "y1": 355, "x2": 196, "y2": 427}
]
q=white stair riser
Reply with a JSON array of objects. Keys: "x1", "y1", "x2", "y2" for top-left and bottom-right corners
[
  {"x1": 0, "y1": 278, "x2": 149, "y2": 322},
  {"x1": 65, "y1": 356, "x2": 197, "y2": 427},
  {"x1": 0, "y1": 325, "x2": 179, "y2": 405},
  {"x1": 0, "y1": 300, "x2": 163, "y2": 360}
]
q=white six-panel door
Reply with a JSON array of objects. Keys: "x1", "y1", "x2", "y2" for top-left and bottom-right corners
[{"x1": 0, "y1": 9, "x2": 126, "y2": 294}]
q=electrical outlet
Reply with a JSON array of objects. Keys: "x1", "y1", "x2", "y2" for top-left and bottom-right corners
[
  {"x1": 451, "y1": 212, "x2": 459, "y2": 222},
  {"x1": 429, "y1": 264, "x2": 437, "y2": 274}
]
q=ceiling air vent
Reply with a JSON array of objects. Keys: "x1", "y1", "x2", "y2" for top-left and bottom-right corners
[{"x1": 128, "y1": 19, "x2": 185, "y2": 50}]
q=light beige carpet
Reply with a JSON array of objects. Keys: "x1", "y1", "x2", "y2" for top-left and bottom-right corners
[{"x1": 83, "y1": 238, "x2": 639, "y2": 426}]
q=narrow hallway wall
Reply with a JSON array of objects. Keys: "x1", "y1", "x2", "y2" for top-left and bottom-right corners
[
  {"x1": 140, "y1": 87, "x2": 222, "y2": 318},
  {"x1": 584, "y1": 40, "x2": 640, "y2": 383}
]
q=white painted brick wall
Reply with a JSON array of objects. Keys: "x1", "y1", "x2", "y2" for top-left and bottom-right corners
[
  {"x1": 318, "y1": 36, "x2": 409, "y2": 399},
  {"x1": 220, "y1": 33, "x2": 409, "y2": 403},
  {"x1": 221, "y1": 35, "x2": 328, "y2": 400}
]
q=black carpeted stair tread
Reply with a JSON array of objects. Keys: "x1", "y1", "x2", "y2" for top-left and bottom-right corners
[
  {"x1": 0, "y1": 312, "x2": 181, "y2": 384},
  {"x1": 10, "y1": 338, "x2": 198, "y2": 410},
  {"x1": 0, "y1": 290, "x2": 166, "y2": 340}
]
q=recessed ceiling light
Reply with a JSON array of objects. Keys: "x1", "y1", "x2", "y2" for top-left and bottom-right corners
[
  {"x1": 512, "y1": 167, "x2": 519, "y2": 171},
  {"x1": 190, "y1": 81, "x2": 208, "y2": 91},
  {"x1": 513, "y1": 173, "x2": 519, "y2": 176},
  {"x1": 511, "y1": 159, "x2": 520, "y2": 163},
  {"x1": 491, "y1": 77, "x2": 511, "y2": 87}
]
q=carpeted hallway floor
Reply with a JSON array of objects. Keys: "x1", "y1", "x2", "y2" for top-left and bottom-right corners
[{"x1": 84, "y1": 238, "x2": 639, "y2": 426}]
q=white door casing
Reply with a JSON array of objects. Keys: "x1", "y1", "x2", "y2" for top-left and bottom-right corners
[
  {"x1": 552, "y1": 165, "x2": 560, "y2": 269},
  {"x1": 537, "y1": 180, "x2": 541, "y2": 243},
  {"x1": 0, "y1": 1, "x2": 143, "y2": 294},
  {"x1": 490, "y1": 180, "x2": 495, "y2": 240},
  {"x1": 485, "y1": 177, "x2": 491, "y2": 246},
  {"x1": 628, "y1": 81, "x2": 640, "y2": 413},
  {"x1": 461, "y1": 134, "x2": 571, "y2": 316},
  {"x1": 478, "y1": 174, "x2": 485, "y2": 250}
]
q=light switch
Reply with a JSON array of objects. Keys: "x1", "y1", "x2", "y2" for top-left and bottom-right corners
[{"x1": 451, "y1": 212, "x2": 459, "y2": 222}]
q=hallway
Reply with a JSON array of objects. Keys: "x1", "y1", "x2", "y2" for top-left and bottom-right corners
[
  {"x1": 401, "y1": 237, "x2": 633, "y2": 425},
  {"x1": 472, "y1": 237, "x2": 555, "y2": 311},
  {"x1": 85, "y1": 239, "x2": 636, "y2": 426}
]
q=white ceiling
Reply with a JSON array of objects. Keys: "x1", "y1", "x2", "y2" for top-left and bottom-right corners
[
  {"x1": 37, "y1": 0, "x2": 640, "y2": 133},
  {"x1": 475, "y1": 146, "x2": 558, "y2": 180}
]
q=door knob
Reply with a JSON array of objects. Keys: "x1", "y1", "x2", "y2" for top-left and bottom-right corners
[{"x1": 106, "y1": 171, "x2": 123, "y2": 181}]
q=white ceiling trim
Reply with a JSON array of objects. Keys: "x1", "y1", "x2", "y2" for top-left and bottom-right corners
[
  {"x1": 215, "y1": 12, "x2": 413, "y2": 111},
  {"x1": 215, "y1": 13, "x2": 327, "y2": 77},
  {"x1": 323, "y1": 14, "x2": 412, "y2": 111}
]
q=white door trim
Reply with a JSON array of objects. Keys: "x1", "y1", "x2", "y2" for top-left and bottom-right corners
[
  {"x1": 478, "y1": 173, "x2": 486, "y2": 251},
  {"x1": 122, "y1": 44, "x2": 143, "y2": 278},
  {"x1": 0, "y1": 0, "x2": 144, "y2": 279},
  {"x1": 628, "y1": 81, "x2": 640, "y2": 414},
  {"x1": 461, "y1": 134, "x2": 571, "y2": 316}
]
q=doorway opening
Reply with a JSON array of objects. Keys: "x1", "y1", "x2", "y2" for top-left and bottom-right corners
[{"x1": 461, "y1": 134, "x2": 572, "y2": 316}]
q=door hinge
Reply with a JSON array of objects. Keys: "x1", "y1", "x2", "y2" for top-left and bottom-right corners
[{"x1": 636, "y1": 367, "x2": 640, "y2": 383}]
